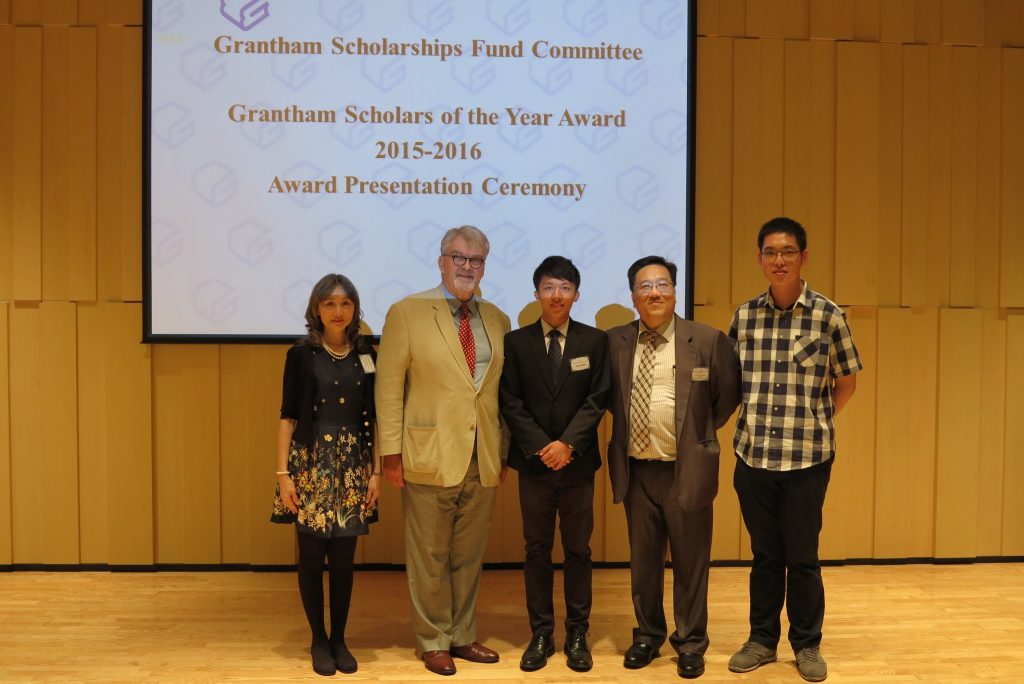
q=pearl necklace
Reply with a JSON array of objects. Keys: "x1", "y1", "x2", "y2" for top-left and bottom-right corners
[{"x1": 322, "y1": 340, "x2": 351, "y2": 360}]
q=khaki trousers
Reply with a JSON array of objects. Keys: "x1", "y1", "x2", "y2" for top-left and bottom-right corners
[{"x1": 402, "y1": 456, "x2": 497, "y2": 653}]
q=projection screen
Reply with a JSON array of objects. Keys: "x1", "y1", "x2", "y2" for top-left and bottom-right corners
[{"x1": 144, "y1": 0, "x2": 696, "y2": 341}]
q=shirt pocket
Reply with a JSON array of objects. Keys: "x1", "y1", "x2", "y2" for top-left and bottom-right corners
[{"x1": 792, "y1": 335, "x2": 825, "y2": 369}]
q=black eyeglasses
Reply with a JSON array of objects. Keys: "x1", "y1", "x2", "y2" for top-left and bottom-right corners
[{"x1": 444, "y1": 253, "x2": 485, "y2": 269}]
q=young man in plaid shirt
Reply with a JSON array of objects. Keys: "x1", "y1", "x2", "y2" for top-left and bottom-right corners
[{"x1": 727, "y1": 217, "x2": 861, "y2": 683}]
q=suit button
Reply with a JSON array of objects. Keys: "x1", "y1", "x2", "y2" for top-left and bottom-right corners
[{"x1": 553, "y1": 401, "x2": 559, "y2": 407}]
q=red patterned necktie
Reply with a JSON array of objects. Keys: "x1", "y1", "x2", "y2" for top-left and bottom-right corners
[{"x1": 458, "y1": 303, "x2": 476, "y2": 374}]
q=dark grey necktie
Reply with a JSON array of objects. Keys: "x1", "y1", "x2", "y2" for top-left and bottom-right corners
[{"x1": 547, "y1": 329, "x2": 562, "y2": 382}]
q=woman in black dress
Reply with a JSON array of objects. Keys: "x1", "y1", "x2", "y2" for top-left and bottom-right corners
[{"x1": 271, "y1": 274, "x2": 379, "y2": 676}]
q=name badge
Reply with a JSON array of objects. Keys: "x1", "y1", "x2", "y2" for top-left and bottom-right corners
[
  {"x1": 570, "y1": 356, "x2": 590, "y2": 371},
  {"x1": 691, "y1": 367, "x2": 709, "y2": 382},
  {"x1": 359, "y1": 354, "x2": 376, "y2": 373}
]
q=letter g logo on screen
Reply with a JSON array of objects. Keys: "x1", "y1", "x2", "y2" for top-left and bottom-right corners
[{"x1": 221, "y1": 0, "x2": 270, "y2": 31}]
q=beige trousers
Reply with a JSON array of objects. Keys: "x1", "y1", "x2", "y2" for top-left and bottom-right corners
[{"x1": 402, "y1": 456, "x2": 497, "y2": 653}]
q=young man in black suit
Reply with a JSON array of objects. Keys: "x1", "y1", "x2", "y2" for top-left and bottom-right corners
[{"x1": 499, "y1": 256, "x2": 611, "y2": 673}]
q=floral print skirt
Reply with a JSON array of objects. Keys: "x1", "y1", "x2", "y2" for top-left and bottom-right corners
[{"x1": 271, "y1": 424, "x2": 377, "y2": 537}]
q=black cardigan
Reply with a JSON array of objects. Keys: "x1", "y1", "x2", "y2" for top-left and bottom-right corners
[{"x1": 279, "y1": 336, "x2": 376, "y2": 446}]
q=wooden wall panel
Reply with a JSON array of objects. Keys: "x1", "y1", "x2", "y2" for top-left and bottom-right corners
[
  {"x1": 10, "y1": 0, "x2": 75, "y2": 25},
  {"x1": 915, "y1": 0, "x2": 944, "y2": 44},
  {"x1": 96, "y1": 26, "x2": 141, "y2": 303},
  {"x1": 731, "y1": 38, "x2": 784, "y2": 300},
  {"x1": 67, "y1": 27, "x2": 96, "y2": 300},
  {"x1": 881, "y1": 0, "x2": 916, "y2": 43},
  {"x1": 976, "y1": 309, "x2": 1007, "y2": 555},
  {"x1": 975, "y1": 47, "x2": 1002, "y2": 308},
  {"x1": 77, "y1": 303, "x2": 109, "y2": 562},
  {"x1": 934, "y1": 308, "x2": 982, "y2": 557},
  {"x1": 77, "y1": 0, "x2": 141, "y2": 26},
  {"x1": 853, "y1": 0, "x2": 881, "y2": 41},
  {"x1": 926, "y1": 46, "x2": 953, "y2": 305},
  {"x1": 694, "y1": 37, "x2": 734, "y2": 306},
  {"x1": 810, "y1": 0, "x2": 854, "y2": 39},
  {"x1": 220, "y1": 345, "x2": 294, "y2": 565},
  {"x1": 901, "y1": 45, "x2": 954, "y2": 307},
  {"x1": 153, "y1": 346, "x2": 221, "y2": 564},
  {"x1": 987, "y1": 4, "x2": 1024, "y2": 45},
  {"x1": 877, "y1": 43, "x2": 904, "y2": 306},
  {"x1": 835, "y1": 42, "x2": 882, "y2": 306},
  {"x1": 79, "y1": 303, "x2": 154, "y2": 565},
  {"x1": 1002, "y1": 48, "x2": 1024, "y2": 307},
  {"x1": 0, "y1": 303, "x2": 10, "y2": 565},
  {"x1": 0, "y1": 0, "x2": 8, "y2": 25},
  {"x1": 41, "y1": 27, "x2": 71, "y2": 300},
  {"x1": 783, "y1": 40, "x2": 835, "y2": 299},
  {"x1": 900, "y1": 44, "x2": 927, "y2": 305},
  {"x1": 1003, "y1": 313, "x2": 1024, "y2": 555},
  {"x1": 12, "y1": 27, "x2": 41, "y2": 301},
  {"x1": 949, "y1": 48, "x2": 979, "y2": 307},
  {"x1": 822, "y1": 306, "x2": 876, "y2": 560},
  {"x1": 873, "y1": 307, "x2": 938, "y2": 558},
  {"x1": 944, "y1": 0, "x2": 986, "y2": 45},
  {"x1": 698, "y1": 0, "x2": 747, "y2": 37},
  {"x1": 120, "y1": 27, "x2": 141, "y2": 300},
  {"x1": 0, "y1": 27, "x2": 12, "y2": 300},
  {"x1": 9, "y1": 302, "x2": 79, "y2": 564},
  {"x1": 745, "y1": 0, "x2": 810, "y2": 38},
  {"x1": 485, "y1": 469, "x2": 525, "y2": 564}
]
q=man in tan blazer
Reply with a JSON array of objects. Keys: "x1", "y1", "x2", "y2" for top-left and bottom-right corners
[
  {"x1": 606, "y1": 256, "x2": 741, "y2": 679},
  {"x1": 375, "y1": 225, "x2": 511, "y2": 676}
]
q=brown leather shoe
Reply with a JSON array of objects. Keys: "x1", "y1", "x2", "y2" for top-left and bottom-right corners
[
  {"x1": 451, "y1": 642, "x2": 499, "y2": 663},
  {"x1": 421, "y1": 650, "x2": 456, "y2": 676}
]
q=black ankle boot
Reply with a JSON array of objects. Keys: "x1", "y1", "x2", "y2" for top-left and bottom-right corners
[
  {"x1": 330, "y1": 639, "x2": 357, "y2": 673},
  {"x1": 311, "y1": 638, "x2": 336, "y2": 676}
]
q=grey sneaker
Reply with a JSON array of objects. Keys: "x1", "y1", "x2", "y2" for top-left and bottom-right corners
[
  {"x1": 728, "y1": 641, "x2": 777, "y2": 673},
  {"x1": 795, "y1": 646, "x2": 828, "y2": 682}
]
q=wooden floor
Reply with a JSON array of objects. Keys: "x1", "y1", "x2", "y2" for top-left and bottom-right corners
[{"x1": 2, "y1": 564, "x2": 1023, "y2": 683}]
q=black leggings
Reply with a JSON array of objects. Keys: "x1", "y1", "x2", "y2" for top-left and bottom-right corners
[{"x1": 296, "y1": 532, "x2": 357, "y2": 644}]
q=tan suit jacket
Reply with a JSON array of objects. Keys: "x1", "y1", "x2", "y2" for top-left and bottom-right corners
[{"x1": 376, "y1": 287, "x2": 511, "y2": 487}]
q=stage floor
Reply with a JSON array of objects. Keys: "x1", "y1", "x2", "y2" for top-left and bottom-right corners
[{"x1": 2, "y1": 564, "x2": 1022, "y2": 682}]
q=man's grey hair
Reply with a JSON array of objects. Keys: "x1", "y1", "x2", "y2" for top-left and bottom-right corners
[{"x1": 440, "y1": 225, "x2": 490, "y2": 257}]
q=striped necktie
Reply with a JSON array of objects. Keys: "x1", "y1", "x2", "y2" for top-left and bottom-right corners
[
  {"x1": 629, "y1": 330, "x2": 660, "y2": 455},
  {"x1": 547, "y1": 329, "x2": 562, "y2": 382}
]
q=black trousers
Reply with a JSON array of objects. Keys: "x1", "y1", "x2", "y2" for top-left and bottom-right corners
[
  {"x1": 518, "y1": 470, "x2": 594, "y2": 634},
  {"x1": 623, "y1": 458, "x2": 713, "y2": 655},
  {"x1": 733, "y1": 457, "x2": 833, "y2": 653}
]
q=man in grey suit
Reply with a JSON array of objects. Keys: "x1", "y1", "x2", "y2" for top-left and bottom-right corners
[{"x1": 606, "y1": 256, "x2": 741, "y2": 679}]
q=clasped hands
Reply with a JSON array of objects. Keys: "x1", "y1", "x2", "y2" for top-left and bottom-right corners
[{"x1": 537, "y1": 440, "x2": 572, "y2": 470}]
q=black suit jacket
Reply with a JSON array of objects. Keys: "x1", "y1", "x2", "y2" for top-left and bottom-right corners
[
  {"x1": 607, "y1": 315, "x2": 741, "y2": 510},
  {"x1": 500, "y1": 319, "x2": 611, "y2": 480}
]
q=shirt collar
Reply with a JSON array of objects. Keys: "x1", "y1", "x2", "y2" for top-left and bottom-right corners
[
  {"x1": 540, "y1": 318, "x2": 570, "y2": 339},
  {"x1": 638, "y1": 316, "x2": 674, "y2": 344},
  {"x1": 759, "y1": 281, "x2": 810, "y2": 311},
  {"x1": 440, "y1": 282, "x2": 478, "y2": 316}
]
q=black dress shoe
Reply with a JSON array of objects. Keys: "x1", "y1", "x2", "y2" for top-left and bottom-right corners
[
  {"x1": 564, "y1": 630, "x2": 593, "y2": 672},
  {"x1": 519, "y1": 631, "x2": 555, "y2": 672},
  {"x1": 624, "y1": 641, "x2": 659, "y2": 669},
  {"x1": 677, "y1": 652, "x2": 705, "y2": 679}
]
